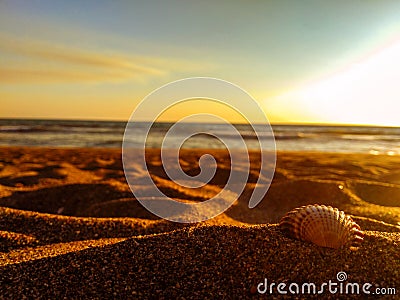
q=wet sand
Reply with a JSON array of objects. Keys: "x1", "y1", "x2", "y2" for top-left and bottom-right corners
[{"x1": 0, "y1": 147, "x2": 399, "y2": 299}]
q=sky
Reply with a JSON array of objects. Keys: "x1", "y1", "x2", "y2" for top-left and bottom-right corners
[{"x1": 1, "y1": 0, "x2": 400, "y2": 125}]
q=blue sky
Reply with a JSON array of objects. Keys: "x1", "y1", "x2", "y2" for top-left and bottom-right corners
[{"x1": 1, "y1": 1, "x2": 400, "y2": 124}]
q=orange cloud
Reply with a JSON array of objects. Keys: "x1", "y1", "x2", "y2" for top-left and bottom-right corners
[
  {"x1": 0, "y1": 67, "x2": 143, "y2": 83},
  {"x1": 0, "y1": 36, "x2": 210, "y2": 84}
]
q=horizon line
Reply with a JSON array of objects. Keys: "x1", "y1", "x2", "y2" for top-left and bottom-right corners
[{"x1": 0, "y1": 117, "x2": 399, "y2": 128}]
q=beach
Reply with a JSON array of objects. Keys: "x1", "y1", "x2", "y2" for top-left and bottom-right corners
[{"x1": 0, "y1": 146, "x2": 399, "y2": 299}]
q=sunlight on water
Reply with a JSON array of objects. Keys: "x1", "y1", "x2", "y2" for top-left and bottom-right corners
[{"x1": 0, "y1": 119, "x2": 399, "y2": 154}]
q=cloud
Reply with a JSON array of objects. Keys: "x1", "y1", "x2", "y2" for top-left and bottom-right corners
[
  {"x1": 0, "y1": 67, "x2": 145, "y2": 83},
  {"x1": 0, "y1": 36, "x2": 208, "y2": 84}
]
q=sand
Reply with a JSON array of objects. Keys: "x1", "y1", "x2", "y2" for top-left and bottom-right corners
[{"x1": 0, "y1": 146, "x2": 399, "y2": 299}]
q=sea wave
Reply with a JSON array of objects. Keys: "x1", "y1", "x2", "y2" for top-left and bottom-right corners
[{"x1": 1, "y1": 119, "x2": 400, "y2": 153}]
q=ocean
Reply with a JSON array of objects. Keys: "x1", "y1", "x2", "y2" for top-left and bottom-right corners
[{"x1": 0, "y1": 119, "x2": 399, "y2": 154}]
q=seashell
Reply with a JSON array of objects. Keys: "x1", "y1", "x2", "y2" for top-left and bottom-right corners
[{"x1": 279, "y1": 204, "x2": 364, "y2": 249}]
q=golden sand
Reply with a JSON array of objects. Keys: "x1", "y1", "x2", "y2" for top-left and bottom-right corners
[{"x1": 0, "y1": 147, "x2": 399, "y2": 298}]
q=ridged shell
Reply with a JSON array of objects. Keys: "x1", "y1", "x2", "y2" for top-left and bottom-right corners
[{"x1": 279, "y1": 204, "x2": 364, "y2": 249}]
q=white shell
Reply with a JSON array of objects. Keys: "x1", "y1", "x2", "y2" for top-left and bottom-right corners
[{"x1": 279, "y1": 204, "x2": 364, "y2": 249}]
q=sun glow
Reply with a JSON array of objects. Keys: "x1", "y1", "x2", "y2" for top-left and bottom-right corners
[{"x1": 270, "y1": 39, "x2": 400, "y2": 126}]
